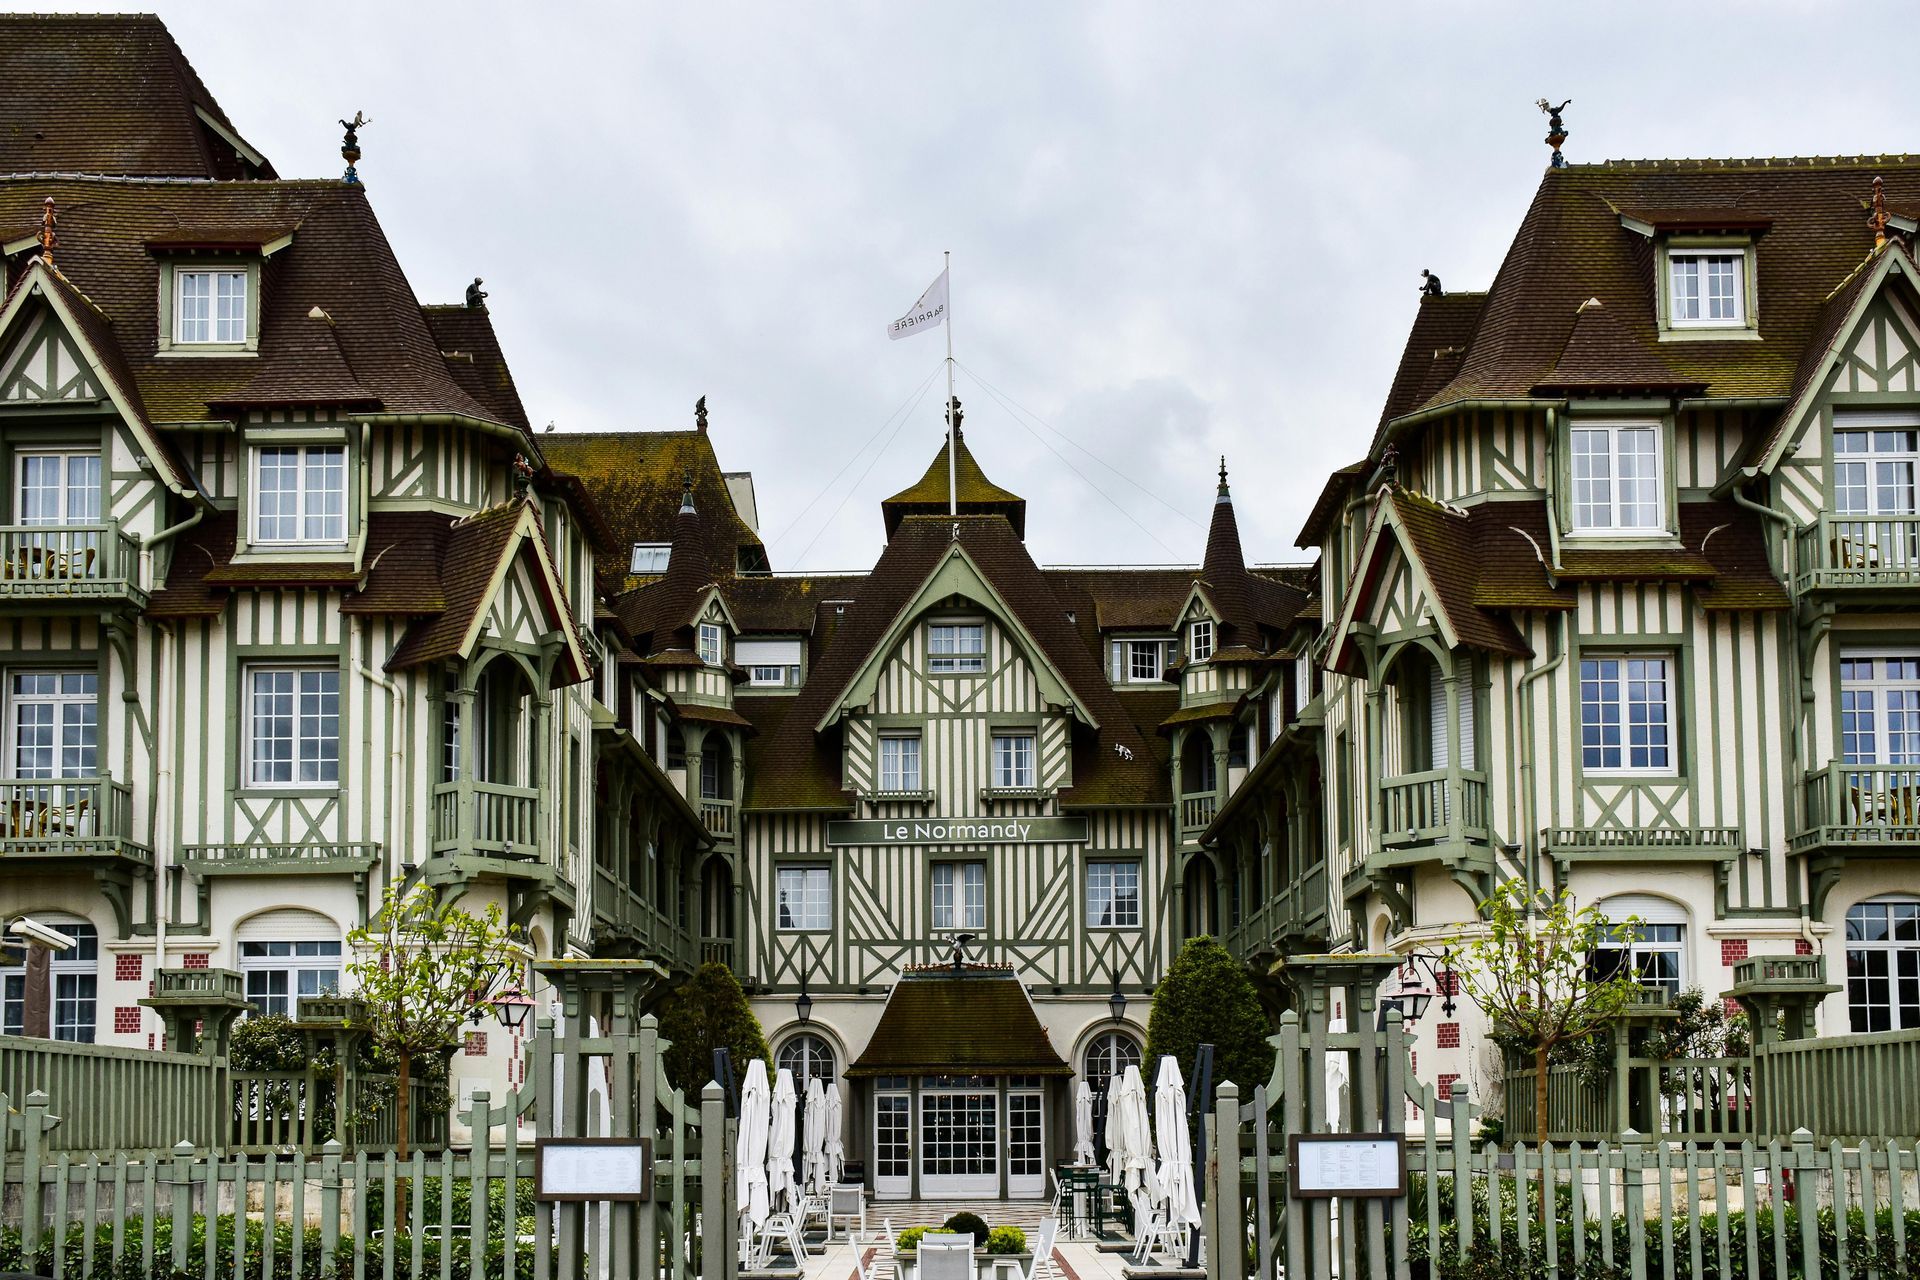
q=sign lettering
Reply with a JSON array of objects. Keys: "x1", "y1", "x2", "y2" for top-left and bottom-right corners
[{"x1": 825, "y1": 816, "x2": 1089, "y2": 846}]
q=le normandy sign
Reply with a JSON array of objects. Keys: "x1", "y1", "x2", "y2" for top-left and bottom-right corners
[{"x1": 825, "y1": 816, "x2": 1089, "y2": 846}]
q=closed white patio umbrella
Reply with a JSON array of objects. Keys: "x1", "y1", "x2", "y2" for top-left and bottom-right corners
[
  {"x1": 767, "y1": 1067, "x2": 799, "y2": 1214},
  {"x1": 822, "y1": 1082, "x2": 844, "y2": 1188},
  {"x1": 1153, "y1": 1055, "x2": 1201, "y2": 1228},
  {"x1": 802, "y1": 1074, "x2": 827, "y2": 1195},
  {"x1": 736, "y1": 1059, "x2": 772, "y2": 1229},
  {"x1": 1074, "y1": 1080, "x2": 1096, "y2": 1166},
  {"x1": 1104, "y1": 1071, "x2": 1126, "y2": 1182},
  {"x1": 1117, "y1": 1063, "x2": 1160, "y2": 1217}
]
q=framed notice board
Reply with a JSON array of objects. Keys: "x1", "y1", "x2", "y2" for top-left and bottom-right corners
[
  {"x1": 1287, "y1": 1133, "x2": 1406, "y2": 1198},
  {"x1": 535, "y1": 1137, "x2": 654, "y2": 1202}
]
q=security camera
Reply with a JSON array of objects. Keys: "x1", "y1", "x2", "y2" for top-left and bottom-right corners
[{"x1": 9, "y1": 918, "x2": 75, "y2": 952}]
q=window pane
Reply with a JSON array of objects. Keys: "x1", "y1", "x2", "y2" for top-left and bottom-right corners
[
  {"x1": 214, "y1": 271, "x2": 247, "y2": 342},
  {"x1": 1669, "y1": 258, "x2": 1700, "y2": 321},
  {"x1": 178, "y1": 271, "x2": 211, "y2": 342}
]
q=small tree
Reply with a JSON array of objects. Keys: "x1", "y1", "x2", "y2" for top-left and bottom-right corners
[
  {"x1": 1145, "y1": 936, "x2": 1274, "y2": 1095},
  {"x1": 1458, "y1": 880, "x2": 1638, "y2": 1151},
  {"x1": 346, "y1": 884, "x2": 519, "y2": 1161},
  {"x1": 655, "y1": 962, "x2": 771, "y2": 1095}
]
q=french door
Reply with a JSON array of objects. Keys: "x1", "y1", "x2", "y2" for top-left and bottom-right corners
[{"x1": 919, "y1": 1085, "x2": 999, "y2": 1197}]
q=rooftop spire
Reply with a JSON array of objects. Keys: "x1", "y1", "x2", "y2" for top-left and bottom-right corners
[
  {"x1": 679, "y1": 470, "x2": 696, "y2": 514},
  {"x1": 1871, "y1": 176, "x2": 1891, "y2": 249},
  {"x1": 37, "y1": 197, "x2": 56, "y2": 265},
  {"x1": 1217, "y1": 455, "x2": 1230, "y2": 501}
]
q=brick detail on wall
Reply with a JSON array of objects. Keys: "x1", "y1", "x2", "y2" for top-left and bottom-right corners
[
  {"x1": 1796, "y1": 939, "x2": 1814, "y2": 956},
  {"x1": 114, "y1": 954, "x2": 143, "y2": 982},
  {"x1": 1724, "y1": 997, "x2": 1745, "y2": 1017},
  {"x1": 183, "y1": 953, "x2": 209, "y2": 969},
  {"x1": 114, "y1": 1006, "x2": 141, "y2": 1035},
  {"x1": 1436, "y1": 1022, "x2": 1461, "y2": 1049},
  {"x1": 1720, "y1": 938, "x2": 1749, "y2": 966},
  {"x1": 464, "y1": 1032, "x2": 488, "y2": 1057},
  {"x1": 1437, "y1": 1073, "x2": 1461, "y2": 1098}
]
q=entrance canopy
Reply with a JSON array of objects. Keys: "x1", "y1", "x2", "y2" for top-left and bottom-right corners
[{"x1": 847, "y1": 966, "x2": 1071, "y2": 1078}]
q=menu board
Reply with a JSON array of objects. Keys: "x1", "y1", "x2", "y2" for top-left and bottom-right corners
[
  {"x1": 1287, "y1": 1134, "x2": 1406, "y2": 1198},
  {"x1": 535, "y1": 1138, "x2": 654, "y2": 1202}
]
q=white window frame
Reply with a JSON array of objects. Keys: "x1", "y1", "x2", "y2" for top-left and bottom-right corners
[
  {"x1": 1086, "y1": 859, "x2": 1141, "y2": 929},
  {"x1": 1838, "y1": 652, "x2": 1920, "y2": 766},
  {"x1": 878, "y1": 733, "x2": 922, "y2": 792},
  {"x1": 1593, "y1": 921, "x2": 1686, "y2": 997},
  {"x1": 991, "y1": 732, "x2": 1036, "y2": 789},
  {"x1": 775, "y1": 865, "x2": 831, "y2": 931},
  {"x1": 698, "y1": 623, "x2": 724, "y2": 667},
  {"x1": 250, "y1": 445, "x2": 347, "y2": 546},
  {"x1": 777, "y1": 1033, "x2": 837, "y2": 1084},
  {"x1": 14, "y1": 451, "x2": 101, "y2": 527},
  {"x1": 1666, "y1": 250, "x2": 1746, "y2": 329},
  {"x1": 174, "y1": 267, "x2": 249, "y2": 345},
  {"x1": 630, "y1": 543, "x2": 671, "y2": 574},
  {"x1": 1568, "y1": 421, "x2": 1666, "y2": 535},
  {"x1": 1579, "y1": 652, "x2": 1677, "y2": 776},
  {"x1": 931, "y1": 860, "x2": 986, "y2": 931},
  {"x1": 7, "y1": 670, "x2": 98, "y2": 781},
  {"x1": 927, "y1": 621, "x2": 986, "y2": 674},
  {"x1": 1832, "y1": 423, "x2": 1920, "y2": 517},
  {"x1": 1, "y1": 919, "x2": 97, "y2": 1041},
  {"x1": 239, "y1": 939, "x2": 343, "y2": 1018},
  {"x1": 245, "y1": 665, "x2": 341, "y2": 788},
  {"x1": 1111, "y1": 638, "x2": 1172, "y2": 685},
  {"x1": 1845, "y1": 896, "x2": 1920, "y2": 1032},
  {"x1": 1189, "y1": 619, "x2": 1214, "y2": 663}
]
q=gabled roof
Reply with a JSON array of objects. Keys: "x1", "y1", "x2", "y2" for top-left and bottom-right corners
[
  {"x1": 386, "y1": 499, "x2": 589, "y2": 684},
  {"x1": 0, "y1": 178, "x2": 522, "y2": 432},
  {"x1": 846, "y1": 968, "x2": 1071, "y2": 1077},
  {"x1": 0, "y1": 14, "x2": 274, "y2": 179},
  {"x1": 540, "y1": 429, "x2": 767, "y2": 586},
  {"x1": 882, "y1": 428, "x2": 1027, "y2": 538}
]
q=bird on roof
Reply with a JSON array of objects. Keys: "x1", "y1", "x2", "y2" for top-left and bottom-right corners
[{"x1": 1420, "y1": 269, "x2": 1443, "y2": 296}]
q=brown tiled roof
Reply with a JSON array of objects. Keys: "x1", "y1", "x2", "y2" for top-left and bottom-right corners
[
  {"x1": 387, "y1": 500, "x2": 567, "y2": 673},
  {"x1": 846, "y1": 970, "x2": 1070, "y2": 1077},
  {"x1": 1295, "y1": 460, "x2": 1370, "y2": 550},
  {"x1": 1556, "y1": 501, "x2": 1787, "y2": 607},
  {"x1": 744, "y1": 514, "x2": 1165, "y2": 810},
  {"x1": 1380, "y1": 158, "x2": 1920, "y2": 441},
  {"x1": 422, "y1": 304, "x2": 531, "y2": 434},
  {"x1": 669, "y1": 700, "x2": 757, "y2": 732},
  {"x1": 0, "y1": 178, "x2": 517, "y2": 430},
  {"x1": 540, "y1": 430, "x2": 766, "y2": 586},
  {"x1": 1530, "y1": 299, "x2": 1706, "y2": 397},
  {"x1": 1042, "y1": 567, "x2": 1193, "y2": 632},
  {"x1": 145, "y1": 508, "x2": 236, "y2": 617},
  {"x1": 1157, "y1": 699, "x2": 1244, "y2": 733},
  {"x1": 1376, "y1": 292, "x2": 1486, "y2": 430},
  {"x1": 1195, "y1": 476, "x2": 1310, "y2": 652},
  {"x1": 882, "y1": 429, "x2": 1027, "y2": 538},
  {"x1": 344, "y1": 513, "x2": 457, "y2": 615},
  {"x1": 1468, "y1": 502, "x2": 1572, "y2": 611},
  {"x1": 0, "y1": 14, "x2": 273, "y2": 179},
  {"x1": 204, "y1": 560, "x2": 362, "y2": 587}
]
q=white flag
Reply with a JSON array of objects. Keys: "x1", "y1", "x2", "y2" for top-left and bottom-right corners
[{"x1": 888, "y1": 268, "x2": 949, "y2": 340}]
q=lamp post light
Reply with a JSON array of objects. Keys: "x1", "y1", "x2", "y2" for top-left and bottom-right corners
[
  {"x1": 795, "y1": 976, "x2": 814, "y2": 1026},
  {"x1": 490, "y1": 985, "x2": 534, "y2": 1031},
  {"x1": 1108, "y1": 980, "x2": 1127, "y2": 1026}
]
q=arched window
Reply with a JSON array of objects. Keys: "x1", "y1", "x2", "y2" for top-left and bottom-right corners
[
  {"x1": 778, "y1": 1033, "x2": 836, "y2": 1085},
  {"x1": 1082, "y1": 1031, "x2": 1141, "y2": 1161},
  {"x1": 1593, "y1": 894, "x2": 1687, "y2": 997},
  {"x1": 1846, "y1": 896, "x2": 1920, "y2": 1032},
  {"x1": 237, "y1": 909, "x2": 342, "y2": 1017},
  {"x1": 1, "y1": 915, "x2": 97, "y2": 1041}
]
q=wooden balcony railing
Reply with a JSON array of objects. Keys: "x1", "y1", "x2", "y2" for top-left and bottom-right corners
[
  {"x1": 700, "y1": 936, "x2": 735, "y2": 969},
  {"x1": 1378, "y1": 768, "x2": 1489, "y2": 846},
  {"x1": 1180, "y1": 793, "x2": 1218, "y2": 834},
  {"x1": 0, "y1": 522, "x2": 142, "y2": 604},
  {"x1": 1795, "y1": 763, "x2": 1920, "y2": 850},
  {"x1": 700, "y1": 796, "x2": 735, "y2": 838},
  {"x1": 1794, "y1": 513, "x2": 1920, "y2": 593},
  {"x1": 1731, "y1": 954, "x2": 1826, "y2": 988},
  {"x1": 431, "y1": 779, "x2": 540, "y2": 858},
  {"x1": 0, "y1": 776, "x2": 146, "y2": 861}
]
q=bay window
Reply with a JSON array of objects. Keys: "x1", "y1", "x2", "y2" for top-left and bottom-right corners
[{"x1": 1569, "y1": 422, "x2": 1664, "y2": 534}]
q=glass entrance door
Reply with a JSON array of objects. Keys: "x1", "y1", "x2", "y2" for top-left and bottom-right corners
[
  {"x1": 919, "y1": 1080, "x2": 999, "y2": 1198},
  {"x1": 873, "y1": 1082, "x2": 912, "y2": 1199}
]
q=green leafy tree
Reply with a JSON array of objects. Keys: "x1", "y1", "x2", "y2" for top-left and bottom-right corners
[
  {"x1": 1458, "y1": 880, "x2": 1638, "y2": 1153},
  {"x1": 346, "y1": 884, "x2": 519, "y2": 1162},
  {"x1": 1145, "y1": 935, "x2": 1274, "y2": 1094},
  {"x1": 655, "y1": 962, "x2": 771, "y2": 1095}
]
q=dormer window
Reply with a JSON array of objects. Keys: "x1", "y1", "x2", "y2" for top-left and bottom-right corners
[
  {"x1": 1667, "y1": 252, "x2": 1744, "y2": 328},
  {"x1": 698, "y1": 623, "x2": 724, "y2": 666},
  {"x1": 1189, "y1": 619, "x2": 1214, "y2": 663},
  {"x1": 176, "y1": 268, "x2": 248, "y2": 343},
  {"x1": 252, "y1": 445, "x2": 345, "y2": 545},
  {"x1": 1568, "y1": 422, "x2": 1665, "y2": 535},
  {"x1": 630, "y1": 543, "x2": 671, "y2": 574}
]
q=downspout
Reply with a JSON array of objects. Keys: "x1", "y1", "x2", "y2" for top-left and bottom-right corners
[
  {"x1": 139, "y1": 492, "x2": 207, "y2": 593},
  {"x1": 153, "y1": 621, "x2": 173, "y2": 989},
  {"x1": 351, "y1": 618, "x2": 404, "y2": 886},
  {"x1": 1515, "y1": 612, "x2": 1569, "y2": 900}
]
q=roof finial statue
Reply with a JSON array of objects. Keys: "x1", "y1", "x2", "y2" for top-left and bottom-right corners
[
  {"x1": 946, "y1": 395, "x2": 963, "y2": 438},
  {"x1": 1537, "y1": 98, "x2": 1571, "y2": 169},
  {"x1": 1218, "y1": 455, "x2": 1230, "y2": 498},
  {"x1": 36, "y1": 197, "x2": 56, "y2": 266},
  {"x1": 339, "y1": 111, "x2": 369, "y2": 184},
  {"x1": 1871, "y1": 176, "x2": 1891, "y2": 250},
  {"x1": 695, "y1": 396, "x2": 708, "y2": 432},
  {"x1": 466, "y1": 278, "x2": 488, "y2": 310},
  {"x1": 1420, "y1": 268, "x2": 1443, "y2": 296},
  {"x1": 679, "y1": 470, "x2": 696, "y2": 515},
  {"x1": 949, "y1": 932, "x2": 975, "y2": 970},
  {"x1": 511, "y1": 452, "x2": 535, "y2": 499}
]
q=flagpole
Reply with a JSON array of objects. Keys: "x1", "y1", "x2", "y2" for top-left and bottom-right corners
[{"x1": 945, "y1": 249, "x2": 957, "y2": 518}]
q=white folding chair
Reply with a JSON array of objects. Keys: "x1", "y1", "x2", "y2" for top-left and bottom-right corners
[
  {"x1": 1131, "y1": 1204, "x2": 1188, "y2": 1263},
  {"x1": 829, "y1": 1184, "x2": 867, "y2": 1242},
  {"x1": 920, "y1": 1236, "x2": 975, "y2": 1280},
  {"x1": 1020, "y1": 1218, "x2": 1060, "y2": 1280}
]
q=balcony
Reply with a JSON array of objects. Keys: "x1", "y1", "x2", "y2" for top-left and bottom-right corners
[
  {"x1": 0, "y1": 523, "x2": 145, "y2": 609},
  {"x1": 430, "y1": 780, "x2": 540, "y2": 859},
  {"x1": 1792, "y1": 764, "x2": 1920, "y2": 853},
  {"x1": 1542, "y1": 824, "x2": 1742, "y2": 885},
  {"x1": 1378, "y1": 768, "x2": 1489, "y2": 848},
  {"x1": 1793, "y1": 513, "x2": 1920, "y2": 596},
  {"x1": 1179, "y1": 793, "x2": 1218, "y2": 840},
  {"x1": 1225, "y1": 861, "x2": 1331, "y2": 960},
  {"x1": 700, "y1": 936, "x2": 736, "y2": 969},
  {"x1": 699, "y1": 796, "x2": 736, "y2": 840},
  {"x1": 0, "y1": 776, "x2": 148, "y2": 866},
  {"x1": 182, "y1": 842, "x2": 380, "y2": 875}
]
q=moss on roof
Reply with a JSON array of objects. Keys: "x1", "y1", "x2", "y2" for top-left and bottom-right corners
[
  {"x1": 882, "y1": 429, "x2": 1027, "y2": 537},
  {"x1": 846, "y1": 969, "x2": 1070, "y2": 1077}
]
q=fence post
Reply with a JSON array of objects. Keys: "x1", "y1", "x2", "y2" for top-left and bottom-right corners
[
  {"x1": 1450, "y1": 1081, "x2": 1472, "y2": 1264},
  {"x1": 320, "y1": 1138, "x2": 343, "y2": 1263},
  {"x1": 700, "y1": 1081, "x2": 729, "y2": 1280},
  {"x1": 1212, "y1": 1081, "x2": 1245, "y2": 1280},
  {"x1": 170, "y1": 1140, "x2": 196, "y2": 1275},
  {"x1": 21, "y1": 1089, "x2": 50, "y2": 1259}
]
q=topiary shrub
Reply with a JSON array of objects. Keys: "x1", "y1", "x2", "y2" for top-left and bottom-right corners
[
  {"x1": 983, "y1": 1226, "x2": 1027, "y2": 1255},
  {"x1": 943, "y1": 1212, "x2": 990, "y2": 1246},
  {"x1": 1145, "y1": 935, "x2": 1274, "y2": 1096}
]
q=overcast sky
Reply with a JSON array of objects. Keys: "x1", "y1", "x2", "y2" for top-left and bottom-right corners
[{"x1": 37, "y1": 2, "x2": 1911, "y2": 570}]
